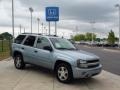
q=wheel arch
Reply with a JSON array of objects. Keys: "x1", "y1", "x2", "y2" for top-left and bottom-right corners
[
  {"x1": 54, "y1": 60, "x2": 72, "y2": 72},
  {"x1": 13, "y1": 51, "x2": 23, "y2": 58}
]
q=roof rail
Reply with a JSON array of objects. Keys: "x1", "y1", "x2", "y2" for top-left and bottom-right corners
[
  {"x1": 46, "y1": 35, "x2": 58, "y2": 37},
  {"x1": 21, "y1": 33, "x2": 58, "y2": 37},
  {"x1": 21, "y1": 33, "x2": 42, "y2": 35}
]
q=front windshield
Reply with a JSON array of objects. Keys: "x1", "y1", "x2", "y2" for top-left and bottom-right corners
[{"x1": 50, "y1": 38, "x2": 76, "y2": 50}]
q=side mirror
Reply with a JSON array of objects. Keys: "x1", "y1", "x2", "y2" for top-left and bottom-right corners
[
  {"x1": 43, "y1": 46, "x2": 53, "y2": 52},
  {"x1": 37, "y1": 39, "x2": 41, "y2": 43}
]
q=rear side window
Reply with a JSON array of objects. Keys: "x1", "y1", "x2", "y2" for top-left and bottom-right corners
[
  {"x1": 23, "y1": 36, "x2": 36, "y2": 47},
  {"x1": 14, "y1": 35, "x2": 26, "y2": 44}
]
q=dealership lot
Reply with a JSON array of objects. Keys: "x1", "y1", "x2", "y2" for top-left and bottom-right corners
[{"x1": 0, "y1": 60, "x2": 120, "y2": 90}]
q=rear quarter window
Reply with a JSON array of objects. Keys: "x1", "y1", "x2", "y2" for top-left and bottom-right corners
[{"x1": 14, "y1": 35, "x2": 26, "y2": 44}]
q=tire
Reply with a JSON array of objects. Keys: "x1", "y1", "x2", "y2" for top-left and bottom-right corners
[
  {"x1": 14, "y1": 54, "x2": 25, "y2": 69},
  {"x1": 55, "y1": 63, "x2": 73, "y2": 83}
]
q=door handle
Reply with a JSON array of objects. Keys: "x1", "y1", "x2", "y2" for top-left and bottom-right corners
[
  {"x1": 34, "y1": 50, "x2": 38, "y2": 53},
  {"x1": 21, "y1": 47, "x2": 24, "y2": 50}
]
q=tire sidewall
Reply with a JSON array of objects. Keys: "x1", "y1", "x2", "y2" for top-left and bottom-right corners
[
  {"x1": 14, "y1": 54, "x2": 25, "y2": 69},
  {"x1": 55, "y1": 63, "x2": 73, "y2": 83}
]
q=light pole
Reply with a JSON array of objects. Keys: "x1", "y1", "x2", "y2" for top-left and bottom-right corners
[
  {"x1": 19, "y1": 24, "x2": 22, "y2": 34},
  {"x1": 37, "y1": 18, "x2": 40, "y2": 34},
  {"x1": 44, "y1": 26, "x2": 46, "y2": 34},
  {"x1": 90, "y1": 21, "x2": 95, "y2": 44},
  {"x1": 115, "y1": 4, "x2": 120, "y2": 47},
  {"x1": 24, "y1": 27, "x2": 25, "y2": 33},
  {"x1": 12, "y1": 0, "x2": 14, "y2": 38},
  {"x1": 41, "y1": 23, "x2": 43, "y2": 34},
  {"x1": 46, "y1": 28, "x2": 48, "y2": 35},
  {"x1": 29, "y1": 7, "x2": 33, "y2": 34},
  {"x1": 75, "y1": 26, "x2": 78, "y2": 35}
]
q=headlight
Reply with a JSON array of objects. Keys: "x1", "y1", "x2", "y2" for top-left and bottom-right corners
[{"x1": 77, "y1": 59, "x2": 88, "y2": 68}]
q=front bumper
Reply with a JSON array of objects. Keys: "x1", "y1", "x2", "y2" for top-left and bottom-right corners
[{"x1": 72, "y1": 64, "x2": 102, "y2": 78}]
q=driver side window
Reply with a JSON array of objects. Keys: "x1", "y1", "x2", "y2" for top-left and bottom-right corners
[{"x1": 36, "y1": 37, "x2": 51, "y2": 49}]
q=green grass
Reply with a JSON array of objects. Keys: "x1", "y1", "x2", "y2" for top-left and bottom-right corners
[{"x1": 0, "y1": 40, "x2": 11, "y2": 60}]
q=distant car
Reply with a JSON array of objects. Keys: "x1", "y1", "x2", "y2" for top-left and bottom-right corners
[{"x1": 12, "y1": 33, "x2": 102, "y2": 83}]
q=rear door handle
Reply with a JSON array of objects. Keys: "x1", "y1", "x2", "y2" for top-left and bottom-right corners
[
  {"x1": 21, "y1": 47, "x2": 24, "y2": 50},
  {"x1": 34, "y1": 50, "x2": 38, "y2": 53}
]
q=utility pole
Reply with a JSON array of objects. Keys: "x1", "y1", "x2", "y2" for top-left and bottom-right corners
[
  {"x1": 12, "y1": 0, "x2": 14, "y2": 38},
  {"x1": 115, "y1": 4, "x2": 120, "y2": 47}
]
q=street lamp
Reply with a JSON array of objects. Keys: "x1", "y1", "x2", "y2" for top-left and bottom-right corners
[
  {"x1": 19, "y1": 24, "x2": 22, "y2": 34},
  {"x1": 41, "y1": 23, "x2": 43, "y2": 34},
  {"x1": 46, "y1": 28, "x2": 48, "y2": 35},
  {"x1": 37, "y1": 18, "x2": 40, "y2": 34},
  {"x1": 90, "y1": 21, "x2": 96, "y2": 44},
  {"x1": 24, "y1": 27, "x2": 25, "y2": 33},
  {"x1": 115, "y1": 4, "x2": 120, "y2": 47},
  {"x1": 12, "y1": 0, "x2": 14, "y2": 38},
  {"x1": 29, "y1": 7, "x2": 33, "y2": 34}
]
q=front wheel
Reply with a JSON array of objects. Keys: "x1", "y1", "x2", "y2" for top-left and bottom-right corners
[
  {"x1": 14, "y1": 54, "x2": 25, "y2": 69},
  {"x1": 55, "y1": 63, "x2": 73, "y2": 83}
]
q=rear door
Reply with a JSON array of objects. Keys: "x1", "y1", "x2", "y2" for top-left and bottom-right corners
[
  {"x1": 12, "y1": 35, "x2": 26, "y2": 56},
  {"x1": 22, "y1": 35, "x2": 36, "y2": 64}
]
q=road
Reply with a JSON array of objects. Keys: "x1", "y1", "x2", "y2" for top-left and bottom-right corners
[{"x1": 76, "y1": 45, "x2": 120, "y2": 76}]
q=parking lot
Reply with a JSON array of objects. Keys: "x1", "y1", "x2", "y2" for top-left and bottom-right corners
[{"x1": 0, "y1": 58, "x2": 120, "y2": 90}]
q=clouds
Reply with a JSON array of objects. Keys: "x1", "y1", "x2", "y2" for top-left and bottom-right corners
[{"x1": 0, "y1": 0, "x2": 120, "y2": 38}]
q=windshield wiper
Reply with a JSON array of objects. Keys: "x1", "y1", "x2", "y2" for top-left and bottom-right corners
[
  {"x1": 57, "y1": 48, "x2": 77, "y2": 50},
  {"x1": 66, "y1": 48, "x2": 77, "y2": 50},
  {"x1": 56, "y1": 48, "x2": 68, "y2": 50}
]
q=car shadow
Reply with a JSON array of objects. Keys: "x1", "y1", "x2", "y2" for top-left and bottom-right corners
[{"x1": 23, "y1": 64, "x2": 101, "y2": 85}]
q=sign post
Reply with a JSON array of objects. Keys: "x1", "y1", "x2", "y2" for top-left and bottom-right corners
[
  {"x1": 46, "y1": 7, "x2": 59, "y2": 35},
  {"x1": 49, "y1": 22, "x2": 50, "y2": 35}
]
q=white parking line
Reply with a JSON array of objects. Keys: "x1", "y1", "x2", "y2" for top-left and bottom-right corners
[{"x1": 103, "y1": 49, "x2": 120, "y2": 53}]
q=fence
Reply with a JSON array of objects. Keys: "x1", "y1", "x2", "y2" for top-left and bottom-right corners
[{"x1": 0, "y1": 37, "x2": 12, "y2": 60}]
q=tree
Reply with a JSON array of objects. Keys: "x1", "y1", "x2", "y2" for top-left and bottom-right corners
[
  {"x1": 72, "y1": 34, "x2": 85, "y2": 41},
  {"x1": 96, "y1": 38, "x2": 101, "y2": 42},
  {"x1": 107, "y1": 30, "x2": 116, "y2": 45},
  {"x1": 73, "y1": 34, "x2": 80, "y2": 41},
  {"x1": 0, "y1": 32, "x2": 13, "y2": 40},
  {"x1": 85, "y1": 32, "x2": 96, "y2": 41},
  {"x1": 79, "y1": 34, "x2": 85, "y2": 41}
]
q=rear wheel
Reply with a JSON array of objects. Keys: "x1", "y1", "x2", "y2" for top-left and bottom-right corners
[
  {"x1": 55, "y1": 63, "x2": 73, "y2": 83},
  {"x1": 14, "y1": 54, "x2": 25, "y2": 69}
]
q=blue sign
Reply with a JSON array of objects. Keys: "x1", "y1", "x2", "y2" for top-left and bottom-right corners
[{"x1": 46, "y1": 7, "x2": 59, "y2": 21}]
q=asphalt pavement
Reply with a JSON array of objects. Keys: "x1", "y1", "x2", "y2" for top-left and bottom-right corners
[{"x1": 76, "y1": 45, "x2": 120, "y2": 76}]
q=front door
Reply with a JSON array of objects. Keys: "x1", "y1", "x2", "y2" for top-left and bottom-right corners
[{"x1": 33, "y1": 37, "x2": 53, "y2": 69}]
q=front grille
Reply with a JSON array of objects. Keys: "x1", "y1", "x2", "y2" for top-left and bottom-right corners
[
  {"x1": 87, "y1": 59, "x2": 99, "y2": 63},
  {"x1": 86, "y1": 59, "x2": 100, "y2": 69}
]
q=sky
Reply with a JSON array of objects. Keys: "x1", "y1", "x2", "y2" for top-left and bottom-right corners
[{"x1": 0, "y1": 0, "x2": 120, "y2": 38}]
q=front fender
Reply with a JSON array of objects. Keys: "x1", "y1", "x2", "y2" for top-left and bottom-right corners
[{"x1": 52, "y1": 53, "x2": 76, "y2": 69}]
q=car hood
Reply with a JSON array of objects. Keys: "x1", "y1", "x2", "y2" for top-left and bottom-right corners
[{"x1": 56, "y1": 50, "x2": 99, "y2": 60}]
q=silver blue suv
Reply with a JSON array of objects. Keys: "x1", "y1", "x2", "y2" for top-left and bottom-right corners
[{"x1": 12, "y1": 33, "x2": 102, "y2": 83}]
